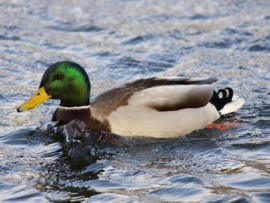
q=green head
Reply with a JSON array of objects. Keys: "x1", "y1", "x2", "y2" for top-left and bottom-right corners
[
  {"x1": 40, "y1": 61, "x2": 90, "y2": 107},
  {"x1": 17, "y1": 61, "x2": 91, "y2": 112}
]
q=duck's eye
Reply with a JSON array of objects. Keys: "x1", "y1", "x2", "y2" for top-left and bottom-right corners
[{"x1": 54, "y1": 74, "x2": 64, "y2": 80}]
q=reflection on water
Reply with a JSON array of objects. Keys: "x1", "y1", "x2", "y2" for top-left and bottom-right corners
[{"x1": 0, "y1": 0, "x2": 270, "y2": 202}]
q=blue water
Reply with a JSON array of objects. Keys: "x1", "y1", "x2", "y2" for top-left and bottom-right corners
[{"x1": 0, "y1": 0, "x2": 270, "y2": 202}]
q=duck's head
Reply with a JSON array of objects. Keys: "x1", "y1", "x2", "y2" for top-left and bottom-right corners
[{"x1": 17, "y1": 61, "x2": 90, "y2": 112}]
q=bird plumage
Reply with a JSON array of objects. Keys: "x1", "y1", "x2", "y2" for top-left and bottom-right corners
[{"x1": 17, "y1": 61, "x2": 244, "y2": 138}]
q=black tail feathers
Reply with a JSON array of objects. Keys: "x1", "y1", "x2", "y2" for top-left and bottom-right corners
[{"x1": 210, "y1": 87, "x2": 234, "y2": 111}]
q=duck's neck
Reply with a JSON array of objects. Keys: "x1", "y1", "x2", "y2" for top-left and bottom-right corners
[
  {"x1": 59, "y1": 96, "x2": 89, "y2": 107},
  {"x1": 52, "y1": 105, "x2": 92, "y2": 125}
]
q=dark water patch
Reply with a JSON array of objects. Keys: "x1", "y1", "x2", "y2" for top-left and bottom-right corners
[
  {"x1": 221, "y1": 28, "x2": 253, "y2": 37},
  {"x1": 0, "y1": 93, "x2": 7, "y2": 101},
  {"x1": 21, "y1": 141, "x2": 104, "y2": 201},
  {"x1": 229, "y1": 177, "x2": 270, "y2": 190},
  {"x1": 91, "y1": 51, "x2": 120, "y2": 60},
  {"x1": 172, "y1": 137, "x2": 221, "y2": 154},
  {"x1": 144, "y1": 60, "x2": 174, "y2": 70},
  {"x1": 139, "y1": 15, "x2": 171, "y2": 23},
  {"x1": 169, "y1": 29, "x2": 190, "y2": 40},
  {"x1": 57, "y1": 146, "x2": 101, "y2": 171},
  {"x1": 248, "y1": 36, "x2": 270, "y2": 52},
  {"x1": 0, "y1": 74, "x2": 7, "y2": 79},
  {"x1": 113, "y1": 56, "x2": 140, "y2": 67},
  {"x1": 138, "y1": 12, "x2": 215, "y2": 25},
  {"x1": 152, "y1": 14, "x2": 174, "y2": 22},
  {"x1": 201, "y1": 40, "x2": 235, "y2": 49},
  {"x1": 0, "y1": 129, "x2": 56, "y2": 146},
  {"x1": 252, "y1": 192, "x2": 270, "y2": 203},
  {"x1": 34, "y1": 60, "x2": 52, "y2": 67},
  {"x1": 0, "y1": 25, "x2": 20, "y2": 32},
  {"x1": 230, "y1": 141, "x2": 270, "y2": 151},
  {"x1": 248, "y1": 44, "x2": 270, "y2": 52},
  {"x1": 43, "y1": 43, "x2": 66, "y2": 51},
  {"x1": 83, "y1": 163, "x2": 107, "y2": 174},
  {"x1": 251, "y1": 86, "x2": 269, "y2": 94},
  {"x1": 122, "y1": 35, "x2": 154, "y2": 45},
  {"x1": 78, "y1": 179, "x2": 126, "y2": 190},
  {"x1": 43, "y1": 184, "x2": 100, "y2": 202},
  {"x1": 149, "y1": 186, "x2": 204, "y2": 202},
  {"x1": 179, "y1": 14, "x2": 214, "y2": 20},
  {"x1": 45, "y1": 187, "x2": 99, "y2": 202},
  {"x1": 0, "y1": 35, "x2": 20, "y2": 41},
  {"x1": 207, "y1": 196, "x2": 251, "y2": 203},
  {"x1": 0, "y1": 183, "x2": 45, "y2": 202},
  {"x1": 149, "y1": 53, "x2": 177, "y2": 64},
  {"x1": 228, "y1": 197, "x2": 251, "y2": 203},
  {"x1": 106, "y1": 56, "x2": 149, "y2": 78},
  {"x1": 47, "y1": 24, "x2": 105, "y2": 33},
  {"x1": 89, "y1": 193, "x2": 134, "y2": 203},
  {"x1": 168, "y1": 174, "x2": 205, "y2": 185},
  {"x1": 199, "y1": 27, "x2": 255, "y2": 50}
]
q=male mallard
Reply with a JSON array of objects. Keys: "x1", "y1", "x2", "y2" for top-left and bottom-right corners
[{"x1": 17, "y1": 61, "x2": 244, "y2": 138}]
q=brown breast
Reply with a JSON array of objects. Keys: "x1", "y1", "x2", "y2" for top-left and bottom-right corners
[{"x1": 52, "y1": 106, "x2": 111, "y2": 132}]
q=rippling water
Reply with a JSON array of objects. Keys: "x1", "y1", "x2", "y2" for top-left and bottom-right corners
[{"x1": 0, "y1": 0, "x2": 270, "y2": 202}]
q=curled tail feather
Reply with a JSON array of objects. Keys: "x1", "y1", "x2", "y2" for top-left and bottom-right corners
[{"x1": 210, "y1": 87, "x2": 244, "y2": 115}]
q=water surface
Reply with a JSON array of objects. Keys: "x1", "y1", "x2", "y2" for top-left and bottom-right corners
[{"x1": 0, "y1": 0, "x2": 270, "y2": 202}]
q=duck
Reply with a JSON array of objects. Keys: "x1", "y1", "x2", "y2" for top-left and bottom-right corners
[{"x1": 17, "y1": 61, "x2": 244, "y2": 138}]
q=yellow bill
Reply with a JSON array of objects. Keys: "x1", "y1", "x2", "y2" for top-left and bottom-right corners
[{"x1": 17, "y1": 86, "x2": 51, "y2": 112}]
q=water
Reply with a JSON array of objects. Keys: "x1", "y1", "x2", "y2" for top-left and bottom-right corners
[{"x1": 0, "y1": 0, "x2": 270, "y2": 202}]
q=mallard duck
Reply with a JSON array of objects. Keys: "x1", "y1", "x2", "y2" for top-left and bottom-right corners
[{"x1": 17, "y1": 61, "x2": 244, "y2": 138}]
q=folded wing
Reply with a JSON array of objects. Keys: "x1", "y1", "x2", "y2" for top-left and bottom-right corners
[{"x1": 91, "y1": 77, "x2": 217, "y2": 117}]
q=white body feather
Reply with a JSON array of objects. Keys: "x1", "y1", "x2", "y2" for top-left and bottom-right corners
[
  {"x1": 107, "y1": 85, "x2": 220, "y2": 138},
  {"x1": 219, "y1": 96, "x2": 245, "y2": 115},
  {"x1": 108, "y1": 104, "x2": 219, "y2": 138}
]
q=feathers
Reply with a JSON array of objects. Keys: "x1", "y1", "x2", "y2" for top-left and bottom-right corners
[
  {"x1": 210, "y1": 87, "x2": 244, "y2": 115},
  {"x1": 18, "y1": 60, "x2": 245, "y2": 138},
  {"x1": 219, "y1": 97, "x2": 245, "y2": 115},
  {"x1": 50, "y1": 76, "x2": 244, "y2": 137},
  {"x1": 90, "y1": 77, "x2": 243, "y2": 137},
  {"x1": 127, "y1": 84, "x2": 214, "y2": 111}
]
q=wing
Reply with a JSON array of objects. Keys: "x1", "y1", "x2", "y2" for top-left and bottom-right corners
[
  {"x1": 128, "y1": 84, "x2": 215, "y2": 111},
  {"x1": 90, "y1": 77, "x2": 217, "y2": 117}
]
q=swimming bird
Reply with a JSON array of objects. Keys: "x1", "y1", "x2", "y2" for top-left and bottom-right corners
[{"x1": 17, "y1": 61, "x2": 244, "y2": 138}]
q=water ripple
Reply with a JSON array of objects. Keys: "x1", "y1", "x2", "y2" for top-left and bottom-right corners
[{"x1": 0, "y1": 0, "x2": 270, "y2": 202}]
